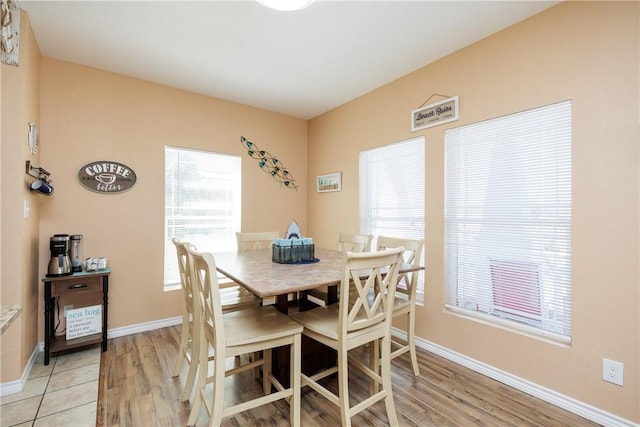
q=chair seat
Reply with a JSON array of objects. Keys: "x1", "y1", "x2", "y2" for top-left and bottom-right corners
[
  {"x1": 290, "y1": 304, "x2": 385, "y2": 344},
  {"x1": 224, "y1": 306, "x2": 303, "y2": 347}
]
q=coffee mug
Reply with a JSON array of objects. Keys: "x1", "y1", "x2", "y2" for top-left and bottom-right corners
[
  {"x1": 30, "y1": 179, "x2": 54, "y2": 195},
  {"x1": 97, "y1": 257, "x2": 108, "y2": 269}
]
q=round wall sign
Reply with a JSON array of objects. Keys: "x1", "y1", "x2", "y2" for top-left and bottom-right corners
[{"x1": 78, "y1": 161, "x2": 137, "y2": 194}]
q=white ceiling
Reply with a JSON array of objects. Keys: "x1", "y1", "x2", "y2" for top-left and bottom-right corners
[{"x1": 20, "y1": 0, "x2": 559, "y2": 119}]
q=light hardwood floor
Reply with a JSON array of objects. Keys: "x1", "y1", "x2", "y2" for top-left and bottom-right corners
[{"x1": 97, "y1": 325, "x2": 600, "y2": 426}]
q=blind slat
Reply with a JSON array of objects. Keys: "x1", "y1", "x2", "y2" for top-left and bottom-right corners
[
  {"x1": 360, "y1": 137, "x2": 425, "y2": 296},
  {"x1": 164, "y1": 147, "x2": 241, "y2": 288},
  {"x1": 445, "y1": 101, "x2": 572, "y2": 338}
]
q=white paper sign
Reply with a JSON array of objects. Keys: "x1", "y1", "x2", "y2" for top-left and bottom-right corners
[{"x1": 66, "y1": 305, "x2": 102, "y2": 340}]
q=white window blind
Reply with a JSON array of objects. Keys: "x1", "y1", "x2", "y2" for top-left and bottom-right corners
[
  {"x1": 445, "y1": 101, "x2": 572, "y2": 340},
  {"x1": 164, "y1": 147, "x2": 241, "y2": 289},
  {"x1": 360, "y1": 136, "x2": 425, "y2": 297}
]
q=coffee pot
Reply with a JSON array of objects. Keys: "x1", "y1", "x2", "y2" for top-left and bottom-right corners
[{"x1": 47, "y1": 234, "x2": 72, "y2": 277}]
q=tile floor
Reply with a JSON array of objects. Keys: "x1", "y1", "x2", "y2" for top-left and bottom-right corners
[{"x1": 0, "y1": 344, "x2": 100, "y2": 427}]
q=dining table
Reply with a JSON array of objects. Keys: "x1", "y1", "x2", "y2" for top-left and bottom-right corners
[
  {"x1": 212, "y1": 246, "x2": 424, "y2": 383},
  {"x1": 213, "y1": 247, "x2": 346, "y2": 313}
]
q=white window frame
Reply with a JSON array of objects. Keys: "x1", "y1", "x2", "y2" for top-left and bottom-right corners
[
  {"x1": 164, "y1": 146, "x2": 241, "y2": 290},
  {"x1": 444, "y1": 101, "x2": 572, "y2": 341},
  {"x1": 360, "y1": 136, "x2": 425, "y2": 301}
]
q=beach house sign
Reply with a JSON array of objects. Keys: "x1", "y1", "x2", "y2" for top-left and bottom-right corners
[
  {"x1": 411, "y1": 95, "x2": 459, "y2": 131},
  {"x1": 78, "y1": 160, "x2": 137, "y2": 194}
]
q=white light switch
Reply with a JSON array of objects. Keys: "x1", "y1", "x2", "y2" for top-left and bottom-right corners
[{"x1": 23, "y1": 200, "x2": 30, "y2": 218}]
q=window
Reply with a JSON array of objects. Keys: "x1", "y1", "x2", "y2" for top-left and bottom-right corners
[
  {"x1": 444, "y1": 101, "x2": 572, "y2": 340},
  {"x1": 164, "y1": 147, "x2": 241, "y2": 289},
  {"x1": 360, "y1": 136, "x2": 425, "y2": 298}
]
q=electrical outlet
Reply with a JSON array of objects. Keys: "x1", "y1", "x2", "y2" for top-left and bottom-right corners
[
  {"x1": 602, "y1": 358, "x2": 624, "y2": 386},
  {"x1": 63, "y1": 305, "x2": 73, "y2": 318}
]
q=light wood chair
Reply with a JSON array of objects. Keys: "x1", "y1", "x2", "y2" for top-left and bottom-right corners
[
  {"x1": 305, "y1": 232, "x2": 373, "y2": 306},
  {"x1": 289, "y1": 247, "x2": 404, "y2": 427},
  {"x1": 170, "y1": 238, "x2": 260, "y2": 402},
  {"x1": 376, "y1": 235, "x2": 424, "y2": 376},
  {"x1": 337, "y1": 231, "x2": 373, "y2": 253},
  {"x1": 235, "y1": 231, "x2": 279, "y2": 251},
  {"x1": 186, "y1": 246, "x2": 303, "y2": 427}
]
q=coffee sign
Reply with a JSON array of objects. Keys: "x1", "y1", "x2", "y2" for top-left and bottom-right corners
[{"x1": 78, "y1": 161, "x2": 137, "y2": 194}]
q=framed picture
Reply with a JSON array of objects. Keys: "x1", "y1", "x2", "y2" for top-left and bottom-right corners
[{"x1": 317, "y1": 172, "x2": 341, "y2": 193}]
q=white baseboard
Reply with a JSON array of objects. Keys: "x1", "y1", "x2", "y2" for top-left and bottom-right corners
[
  {"x1": 391, "y1": 328, "x2": 638, "y2": 427},
  {"x1": 106, "y1": 316, "x2": 182, "y2": 339},
  {"x1": 0, "y1": 344, "x2": 41, "y2": 397}
]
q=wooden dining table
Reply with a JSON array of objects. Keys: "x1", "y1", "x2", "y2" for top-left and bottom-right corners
[
  {"x1": 212, "y1": 246, "x2": 424, "y2": 383},
  {"x1": 213, "y1": 247, "x2": 345, "y2": 313}
]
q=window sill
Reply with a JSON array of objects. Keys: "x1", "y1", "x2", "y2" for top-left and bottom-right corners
[{"x1": 444, "y1": 304, "x2": 571, "y2": 347}]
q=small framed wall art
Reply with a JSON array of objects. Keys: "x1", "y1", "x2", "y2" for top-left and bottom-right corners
[{"x1": 317, "y1": 172, "x2": 341, "y2": 193}]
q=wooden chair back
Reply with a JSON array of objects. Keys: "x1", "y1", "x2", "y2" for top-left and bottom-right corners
[
  {"x1": 376, "y1": 235, "x2": 424, "y2": 299},
  {"x1": 172, "y1": 238, "x2": 194, "y2": 314},
  {"x1": 337, "y1": 232, "x2": 373, "y2": 253},
  {"x1": 236, "y1": 231, "x2": 279, "y2": 251},
  {"x1": 339, "y1": 247, "x2": 404, "y2": 337}
]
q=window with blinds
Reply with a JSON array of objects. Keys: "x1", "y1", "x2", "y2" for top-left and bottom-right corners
[
  {"x1": 360, "y1": 136, "x2": 425, "y2": 298},
  {"x1": 164, "y1": 146, "x2": 241, "y2": 289},
  {"x1": 444, "y1": 101, "x2": 572, "y2": 340}
]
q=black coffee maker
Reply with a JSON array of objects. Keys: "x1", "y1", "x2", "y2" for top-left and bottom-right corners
[{"x1": 47, "y1": 234, "x2": 72, "y2": 277}]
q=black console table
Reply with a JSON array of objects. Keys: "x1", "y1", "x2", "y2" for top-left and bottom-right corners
[{"x1": 43, "y1": 269, "x2": 110, "y2": 365}]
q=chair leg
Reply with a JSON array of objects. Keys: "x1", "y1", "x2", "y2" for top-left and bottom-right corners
[
  {"x1": 290, "y1": 334, "x2": 301, "y2": 427},
  {"x1": 172, "y1": 312, "x2": 189, "y2": 377},
  {"x1": 369, "y1": 338, "x2": 380, "y2": 394},
  {"x1": 210, "y1": 349, "x2": 227, "y2": 427},
  {"x1": 407, "y1": 309, "x2": 420, "y2": 376},
  {"x1": 263, "y1": 349, "x2": 272, "y2": 395},
  {"x1": 187, "y1": 329, "x2": 207, "y2": 426},
  {"x1": 181, "y1": 332, "x2": 199, "y2": 402},
  {"x1": 380, "y1": 334, "x2": 399, "y2": 425},
  {"x1": 337, "y1": 346, "x2": 352, "y2": 427}
]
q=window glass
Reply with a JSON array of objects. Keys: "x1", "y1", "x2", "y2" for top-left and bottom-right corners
[
  {"x1": 444, "y1": 101, "x2": 572, "y2": 340},
  {"x1": 360, "y1": 136, "x2": 425, "y2": 298},
  {"x1": 164, "y1": 146, "x2": 241, "y2": 289}
]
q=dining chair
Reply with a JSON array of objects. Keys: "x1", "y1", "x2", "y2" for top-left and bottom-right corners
[
  {"x1": 170, "y1": 238, "x2": 261, "y2": 402},
  {"x1": 376, "y1": 235, "x2": 424, "y2": 376},
  {"x1": 337, "y1": 231, "x2": 373, "y2": 252},
  {"x1": 235, "y1": 231, "x2": 279, "y2": 251},
  {"x1": 186, "y1": 246, "x2": 303, "y2": 427},
  {"x1": 289, "y1": 247, "x2": 404, "y2": 427},
  {"x1": 305, "y1": 232, "x2": 373, "y2": 307}
]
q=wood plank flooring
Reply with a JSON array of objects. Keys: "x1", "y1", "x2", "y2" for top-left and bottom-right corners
[{"x1": 97, "y1": 325, "x2": 600, "y2": 426}]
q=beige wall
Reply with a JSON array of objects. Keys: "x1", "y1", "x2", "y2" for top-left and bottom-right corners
[
  {"x1": 37, "y1": 59, "x2": 308, "y2": 332},
  {"x1": 1, "y1": 1, "x2": 638, "y2": 424},
  {"x1": 308, "y1": 1, "x2": 638, "y2": 422},
  {"x1": 0, "y1": 10, "x2": 41, "y2": 382}
]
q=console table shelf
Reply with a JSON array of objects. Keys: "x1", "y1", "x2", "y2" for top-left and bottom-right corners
[{"x1": 42, "y1": 269, "x2": 110, "y2": 365}]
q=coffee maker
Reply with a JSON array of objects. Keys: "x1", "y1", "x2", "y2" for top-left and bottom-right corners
[{"x1": 47, "y1": 234, "x2": 72, "y2": 277}]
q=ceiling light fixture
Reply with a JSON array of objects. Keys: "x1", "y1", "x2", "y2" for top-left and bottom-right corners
[{"x1": 256, "y1": 0, "x2": 315, "y2": 12}]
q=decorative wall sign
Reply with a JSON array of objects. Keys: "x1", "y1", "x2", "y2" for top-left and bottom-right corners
[
  {"x1": 66, "y1": 305, "x2": 102, "y2": 340},
  {"x1": 78, "y1": 161, "x2": 137, "y2": 194},
  {"x1": 1, "y1": 0, "x2": 20, "y2": 67},
  {"x1": 411, "y1": 95, "x2": 459, "y2": 131},
  {"x1": 240, "y1": 136, "x2": 298, "y2": 190},
  {"x1": 317, "y1": 172, "x2": 341, "y2": 193}
]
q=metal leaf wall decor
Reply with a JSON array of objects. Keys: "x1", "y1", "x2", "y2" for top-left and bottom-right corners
[{"x1": 240, "y1": 136, "x2": 298, "y2": 190}]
